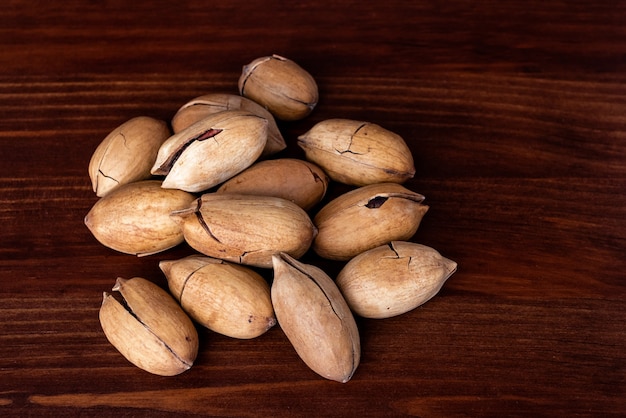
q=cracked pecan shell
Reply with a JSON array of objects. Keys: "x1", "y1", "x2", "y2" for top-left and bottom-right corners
[
  {"x1": 297, "y1": 118, "x2": 415, "y2": 186},
  {"x1": 151, "y1": 109, "x2": 268, "y2": 193},
  {"x1": 171, "y1": 93, "x2": 286, "y2": 157},
  {"x1": 238, "y1": 54, "x2": 318, "y2": 121},
  {"x1": 88, "y1": 116, "x2": 170, "y2": 197},
  {"x1": 99, "y1": 277, "x2": 199, "y2": 376},
  {"x1": 271, "y1": 252, "x2": 360, "y2": 383},
  {"x1": 313, "y1": 183, "x2": 428, "y2": 261},
  {"x1": 170, "y1": 193, "x2": 317, "y2": 268},
  {"x1": 336, "y1": 241, "x2": 457, "y2": 319},
  {"x1": 159, "y1": 255, "x2": 276, "y2": 339}
]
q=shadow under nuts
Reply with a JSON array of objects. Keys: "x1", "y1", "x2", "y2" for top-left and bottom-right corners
[
  {"x1": 336, "y1": 241, "x2": 458, "y2": 319},
  {"x1": 271, "y1": 253, "x2": 360, "y2": 383},
  {"x1": 170, "y1": 193, "x2": 317, "y2": 268},
  {"x1": 84, "y1": 180, "x2": 195, "y2": 256},
  {"x1": 99, "y1": 277, "x2": 199, "y2": 376},
  {"x1": 313, "y1": 183, "x2": 428, "y2": 261},
  {"x1": 160, "y1": 255, "x2": 276, "y2": 339}
]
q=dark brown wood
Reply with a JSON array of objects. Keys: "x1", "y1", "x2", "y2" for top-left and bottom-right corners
[{"x1": 1, "y1": 1, "x2": 624, "y2": 416}]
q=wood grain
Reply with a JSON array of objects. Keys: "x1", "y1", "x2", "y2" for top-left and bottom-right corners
[{"x1": 0, "y1": 1, "x2": 624, "y2": 417}]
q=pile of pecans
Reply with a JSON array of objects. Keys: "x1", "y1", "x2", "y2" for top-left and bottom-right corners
[{"x1": 86, "y1": 54, "x2": 457, "y2": 383}]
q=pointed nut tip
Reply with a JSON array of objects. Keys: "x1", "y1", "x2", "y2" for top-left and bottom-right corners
[
  {"x1": 446, "y1": 258, "x2": 459, "y2": 274},
  {"x1": 112, "y1": 277, "x2": 127, "y2": 291},
  {"x1": 83, "y1": 213, "x2": 92, "y2": 228},
  {"x1": 158, "y1": 259, "x2": 174, "y2": 273},
  {"x1": 271, "y1": 252, "x2": 293, "y2": 273}
]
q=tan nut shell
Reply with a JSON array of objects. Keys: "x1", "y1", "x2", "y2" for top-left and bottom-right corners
[
  {"x1": 151, "y1": 109, "x2": 268, "y2": 193},
  {"x1": 313, "y1": 183, "x2": 428, "y2": 261},
  {"x1": 216, "y1": 158, "x2": 329, "y2": 211},
  {"x1": 297, "y1": 118, "x2": 415, "y2": 186},
  {"x1": 89, "y1": 116, "x2": 170, "y2": 197},
  {"x1": 171, "y1": 93, "x2": 286, "y2": 157},
  {"x1": 271, "y1": 253, "x2": 360, "y2": 383},
  {"x1": 160, "y1": 255, "x2": 276, "y2": 339},
  {"x1": 170, "y1": 193, "x2": 317, "y2": 268},
  {"x1": 336, "y1": 241, "x2": 458, "y2": 319},
  {"x1": 238, "y1": 54, "x2": 318, "y2": 121},
  {"x1": 99, "y1": 277, "x2": 199, "y2": 376},
  {"x1": 84, "y1": 180, "x2": 195, "y2": 256}
]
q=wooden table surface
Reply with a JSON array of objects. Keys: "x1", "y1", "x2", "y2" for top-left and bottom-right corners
[{"x1": 1, "y1": 1, "x2": 624, "y2": 417}]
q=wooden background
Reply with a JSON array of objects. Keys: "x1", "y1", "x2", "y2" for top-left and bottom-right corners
[{"x1": 1, "y1": 1, "x2": 624, "y2": 417}]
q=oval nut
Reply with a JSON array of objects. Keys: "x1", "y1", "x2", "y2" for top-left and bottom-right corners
[
  {"x1": 271, "y1": 253, "x2": 360, "y2": 383},
  {"x1": 89, "y1": 116, "x2": 170, "y2": 197},
  {"x1": 99, "y1": 277, "x2": 199, "y2": 376},
  {"x1": 171, "y1": 93, "x2": 286, "y2": 157},
  {"x1": 238, "y1": 54, "x2": 318, "y2": 121},
  {"x1": 216, "y1": 158, "x2": 329, "y2": 211},
  {"x1": 336, "y1": 241, "x2": 458, "y2": 319},
  {"x1": 297, "y1": 118, "x2": 415, "y2": 186},
  {"x1": 170, "y1": 193, "x2": 317, "y2": 268},
  {"x1": 151, "y1": 109, "x2": 268, "y2": 193},
  {"x1": 84, "y1": 180, "x2": 195, "y2": 256},
  {"x1": 160, "y1": 255, "x2": 276, "y2": 339},
  {"x1": 313, "y1": 183, "x2": 429, "y2": 261}
]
